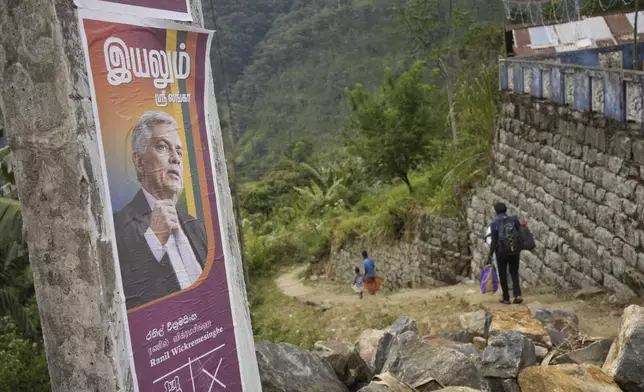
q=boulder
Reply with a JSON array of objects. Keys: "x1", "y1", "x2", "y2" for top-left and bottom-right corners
[
  {"x1": 437, "y1": 331, "x2": 475, "y2": 343},
  {"x1": 424, "y1": 340, "x2": 481, "y2": 363},
  {"x1": 382, "y1": 331, "x2": 488, "y2": 390},
  {"x1": 357, "y1": 372, "x2": 442, "y2": 392},
  {"x1": 499, "y1": 379, "x2": 521, "y2": 392},
  {"x1": 473, "y1": 337, "x2": 487, "y2": 351},
  {"x1": 459, "y1": 310, "x2": 492, "y2": 338},
  {"x1": 486, "y1": 378, "x2": 521, "y2": 392},
  {"x1": 531, "y1": 307, "x2": 581, "y2": 349},
  {"x1": 534, "y1": 345, "x2": 549, "y2": 361},
  {"x1": 387, "y1": 316, "x2": 418, "y2": 336},
  {"x1": 551, "y1": 338, "x2": 613, "y2": 366},
  {"x1": 480, "y1": 332, "x2": 536, "y2": 378},
  {"x1": 446, "y1": 343, "x2": 481, "y2": 362},
  {"x1": 356, "y1": 329, "x2": 393, "y2": 375},
  {"x1": 357, "y1": 384, "x2": 393, "y2": 392},
  {"x1": 314, "y1": 340, "x2": 370, "y2": 386},
  {"x1": 603, "y1": 305, "x2": 644, "y2": 392},
  {"x1": 256, "y1": 340, "x2": 349, "y2": 392},
  {"x1": 487, "y1": 307, "x2": 550, "y2": 345},
  {"x1": 519, "y1": 364, "x2": 622, "y2": 392}
]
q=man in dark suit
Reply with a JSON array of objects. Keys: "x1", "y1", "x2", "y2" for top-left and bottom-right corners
[{"x1": 113, "y1": 111, "x2": 208, "y2": 310}]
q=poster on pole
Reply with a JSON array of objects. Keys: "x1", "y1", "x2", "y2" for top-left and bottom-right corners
[
  {"x1": 78, "y1": 9, "x2": 255, "y2": 391},
  {"x1": 75, "y1": 0, "x2": 192, "y2": 21}
]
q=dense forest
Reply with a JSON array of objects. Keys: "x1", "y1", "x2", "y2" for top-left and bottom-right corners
[{"x1": 203, "y1": 0, "x2": 506, "y2": 178}]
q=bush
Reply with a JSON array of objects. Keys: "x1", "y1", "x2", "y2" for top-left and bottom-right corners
[{"x1": 0, "y1": 317, "x2": 50, "y2": 392}]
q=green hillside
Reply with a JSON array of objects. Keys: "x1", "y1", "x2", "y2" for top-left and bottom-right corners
[
  {"x1": 204, "y1": 0, "x2": 506, "y2": 179},
  {"x1": 231, "y1": 0, "x2": 412, "y2": 179}
]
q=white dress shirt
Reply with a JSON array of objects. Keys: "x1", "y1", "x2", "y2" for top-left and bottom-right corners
[{"x1": 141, "y1": 188, "x2": 203, "y2": 289}]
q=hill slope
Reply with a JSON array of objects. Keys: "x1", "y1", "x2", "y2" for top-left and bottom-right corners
[{"x1": 205, "y1": 0, "x2": 506, "y2": 179}]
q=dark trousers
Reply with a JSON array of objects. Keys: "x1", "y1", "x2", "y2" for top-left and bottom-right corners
[{"x1": 497, "y1": 254, "x2": 521, "y2": 301}]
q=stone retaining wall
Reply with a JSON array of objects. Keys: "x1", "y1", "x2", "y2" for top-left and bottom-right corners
[
  {"x1": 467, "y1": 93, "x2": 644, "y2": 297},
  {"x1": 330, "y1": 213, "x2": 471, "y2": 289}
]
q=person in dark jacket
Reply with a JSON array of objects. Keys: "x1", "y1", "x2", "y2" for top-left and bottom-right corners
[
  {"x1": 486, "y1": 202, "x2": 523, "y2": 305},
  {"x1": 113, "y1": 112, "x2": 207, "y2": 310}
]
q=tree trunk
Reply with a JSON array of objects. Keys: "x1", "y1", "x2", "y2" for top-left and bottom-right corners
[
  {"x1": 402, "y1": 173, "x2": 414, "y2": 193},
  {"x1": 635, "y1": 0, "x2": 640, "y2": 70}
]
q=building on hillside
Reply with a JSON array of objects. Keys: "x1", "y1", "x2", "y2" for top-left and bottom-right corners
[{"x1": 505, "y1": 10, "x2": 644, "y2": 70}]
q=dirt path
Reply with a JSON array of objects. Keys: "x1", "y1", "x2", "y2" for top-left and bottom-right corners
[{"x1": 275, "y1": 265, "x2": 623, "y2": 341}]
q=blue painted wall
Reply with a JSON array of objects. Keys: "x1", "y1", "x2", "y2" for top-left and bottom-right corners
[{"x1": 529, "y1": 42, "x2": 644, "y2": 70}]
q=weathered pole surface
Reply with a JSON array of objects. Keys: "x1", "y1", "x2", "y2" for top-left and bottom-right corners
[
  {"x1": 0, "y1": 1, "x2": 258, "y2": 391},
  {"x1": 0, "y1": 1, "x2": 133, "y2": 390}
]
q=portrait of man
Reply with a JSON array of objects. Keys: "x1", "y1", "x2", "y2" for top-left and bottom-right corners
[{"x1": 113, "y1": 111, "x2": 208, "y2": 310}]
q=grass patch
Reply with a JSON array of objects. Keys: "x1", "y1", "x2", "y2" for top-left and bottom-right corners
[{"x1": 249, "y1": 274, "x2": 324, "y2": 349}]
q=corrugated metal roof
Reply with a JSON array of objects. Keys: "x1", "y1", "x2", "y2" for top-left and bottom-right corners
[
  {"x1": 529, "y1": 26, "x2": 554, "y2": 47},
  {"x1": 626, "y1": 12, "x2": 644, "y2": 34},
  {"x1": 514, "y1": 28, "x2": 531, "y2": 48},
  {"x1": 605, "y1": 13, "x2": 632, "y2": 43},
  {"x1": 511, "y1": 10, "x2": 643, "y2": 57},
  {"x1": 585, "y1": 16, "x2": 614, "y2": 42},
  {"x1": 554, "y1": 20, "x2": 589, "y2": 44}
]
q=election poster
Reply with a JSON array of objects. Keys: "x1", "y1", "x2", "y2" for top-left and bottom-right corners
[
  {"x1": 75, "y1": 0, "x2": 192, "y2": 21},
  {"x1": 77, "y1": 9, "x2": 254, "y2": 391}
]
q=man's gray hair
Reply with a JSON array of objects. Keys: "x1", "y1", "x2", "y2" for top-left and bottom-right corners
[{"x1": 131, "y1": 111, "x2": 178, "y2": 155}]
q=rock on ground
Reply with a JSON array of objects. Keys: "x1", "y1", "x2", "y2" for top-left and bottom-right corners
[
  {"x1": 425, "y1": 340, "x2": 481, "y2": 363},
  {"x1": 357, "y1": 383, "x2": 393, "y2": 392},
  {"x1": 256, "y1": 340, "x2": 349, "y2": 392},
  {"x1": 382, "y1": 331, "x2": 488, "y2": 390},
  {"x1": 574, "y1": 287, "x2": 607, "y2": 300},
  {"x1": 534, "y1": 345, "x2": 549, "y2": 361},
  {"x1": 519, "y1": 364, "x2": 622, "y2": 392},
  {"x1": 486, "y1": 378, "x2": 521, "y2": 392},
  {"x1": 551, "y1": 338, "x2": 613, "y2": 367},
  {"x1": 473, "y1": 337, "x2": 487, "y2": 351},
  {"x1": 481, "y1": 332, "x2": 536, "y2": 378},
  {"x1": 487, "y1": 307, "x2": 550, "y2": 345},
  {"x1": 314, "y1": 340, "x2": 370, "y2": 386},
  {"x1": 437, "y1": 331, "x2": 476, "y2": 343},
  {"x1": 387, "y1": 316, "x2": 419, "y2": 336},
  {"x1": 440, "y1": 388, "x2": 484, "y2": 392},
  {"x1": 603, "y1": 305, "x2": 644, "y2": 392},
  {"x1": 356, "y1": 329, "x2": 393, "y2": 375},
  {"x1": 460, "y1": 310, "x2": 492, "y2": 338},
  {"x1": 531, "y1": 307, "x2": 581, "y2": 349}
]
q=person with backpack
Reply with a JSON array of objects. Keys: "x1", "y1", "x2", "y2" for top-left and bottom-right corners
[
  {"x1": 485, "y1": 226, "x2": 512, "y2": 293},
  {"x1": 486, "y1": 202, "x2": 523, "y2": 305}
]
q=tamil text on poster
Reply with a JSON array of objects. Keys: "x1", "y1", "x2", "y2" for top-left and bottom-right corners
[{"x1": 78, "y1": 9, "x2": 244, "y2": 391}]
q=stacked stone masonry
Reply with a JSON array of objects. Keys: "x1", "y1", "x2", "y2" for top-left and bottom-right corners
[
  {"x1": 330, "y1": 214, "x2": 471, "y2": 289},
  {"x1": 467, "y1": 92, "x2": 644, "y2": 297}
]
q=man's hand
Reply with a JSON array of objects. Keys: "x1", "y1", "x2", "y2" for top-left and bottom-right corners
[{"x1": 150, "y1": 200, "x2": 179, "y2": 244}]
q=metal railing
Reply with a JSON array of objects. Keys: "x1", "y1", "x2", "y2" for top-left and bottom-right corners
[{"x1": 499, "y1": 58, "x2": 644, "y2": 125}]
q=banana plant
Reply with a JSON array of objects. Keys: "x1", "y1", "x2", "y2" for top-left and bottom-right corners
[{"x1": 0, "y1": 145, "x2": 34, "y2": 337}]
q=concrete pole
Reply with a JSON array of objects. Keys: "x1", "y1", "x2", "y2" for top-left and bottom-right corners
[
  {"x1": 0, "y1": 1, "x2": 258, "y2": 391},
  {"x1": 0, "y1": 1, "x2": 133, "y2": 390}
]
